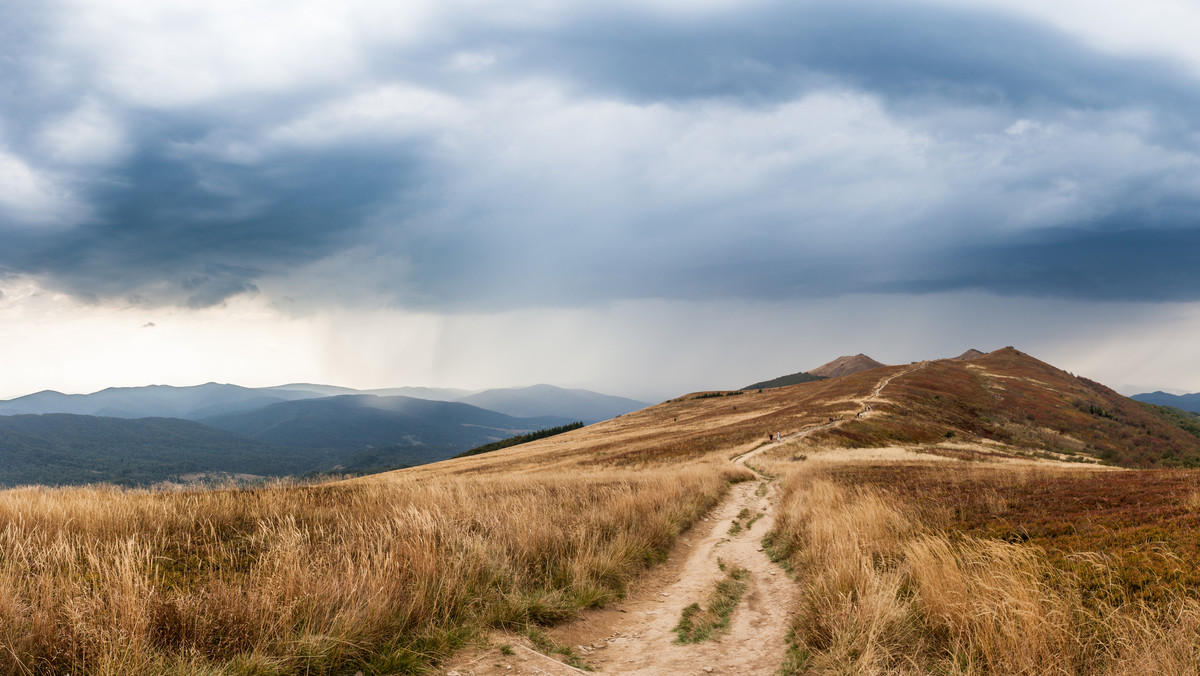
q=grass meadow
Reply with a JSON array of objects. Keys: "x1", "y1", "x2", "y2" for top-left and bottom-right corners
[
  {"x1": 0, "y1": 462, "x2": 748, "y2": 675},
  {"x1": 763, "y1": 457, "x2": 1200, "y2": 674}
]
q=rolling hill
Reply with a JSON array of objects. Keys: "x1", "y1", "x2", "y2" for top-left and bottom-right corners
[
  {"x1": 809, "y1": 353, "x2": 887, "y2": 378},
  {"x1": 808, "y1": 347, "x2": 1200, "y2": 467}
]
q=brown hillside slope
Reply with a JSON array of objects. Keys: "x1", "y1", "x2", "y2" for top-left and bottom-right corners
[
  {"x1": 809, "y1": 347, "x2": 1200, "y2": 467},
  {"x1": 402, "y1": 346, "x2": 1200, "y2": 479},
  {"x1": 809, "y1": 353, "x2": 886, "y2": 378},
  {"x1": 395, "y1": 372, "x2": 886, "y2": 477}
]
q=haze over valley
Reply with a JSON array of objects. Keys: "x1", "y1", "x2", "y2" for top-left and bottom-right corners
[{"x1": 0, "y1": 382, "x2": 647, "y2": 486}]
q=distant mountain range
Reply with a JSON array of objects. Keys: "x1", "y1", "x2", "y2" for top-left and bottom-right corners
[
  {"x1": 0, "y1": 383, "x2": 645, "y2": 423},
  {"x1": 0, "y1": 383, "x2": 648, "y2": 487},
  {"x1": 1131, "y1": 391, "x2": 1200, "y2": 414}
]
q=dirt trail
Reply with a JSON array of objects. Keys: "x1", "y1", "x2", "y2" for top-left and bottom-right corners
[{"x1": 442, "y1": 366, "x2": 922, "y2": 676}]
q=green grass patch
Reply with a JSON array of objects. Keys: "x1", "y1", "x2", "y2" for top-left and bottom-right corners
[
  {"x1": 775, "y1": 637, "x2": 812, "y2": 675},
  {"x1": 728, "y1": 508, "x2": 766, "y2": 535},
  {"x1": 673, "y1": 562, "x2": 750, "y2": 644},
  {"x1": 728, "y1": 508, "x2": 753, "y2": 535}
]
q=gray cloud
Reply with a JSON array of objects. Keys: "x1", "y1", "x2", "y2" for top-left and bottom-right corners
[{"x1": 2, "y1": 0, "x2": 1200, "y2": 309}]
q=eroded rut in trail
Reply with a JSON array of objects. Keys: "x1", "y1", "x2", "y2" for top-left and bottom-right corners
[{"x1": 443, "y1": 366, "x2": 923, "y2": 676}]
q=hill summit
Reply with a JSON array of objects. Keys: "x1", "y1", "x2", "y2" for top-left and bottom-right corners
[
  {"x1": 955, "y1": 348, "x2": 987, "y2": 360},
  {"x1": 810, "y1": 353, "x2": 886, "y2": 378}
]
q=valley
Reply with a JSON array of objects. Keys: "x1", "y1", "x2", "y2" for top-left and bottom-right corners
[{"x1": 0, "y1": 384, "x2": 648, "y2": 487}]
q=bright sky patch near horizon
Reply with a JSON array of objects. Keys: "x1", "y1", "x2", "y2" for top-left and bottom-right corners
[{"x1": 3, "y1": 0, "x2": 1200, "y2": 401}]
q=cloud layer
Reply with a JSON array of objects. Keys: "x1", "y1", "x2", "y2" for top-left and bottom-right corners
[{"x1": 3, "y1": 0, "x2": 1200, "y2": 309}]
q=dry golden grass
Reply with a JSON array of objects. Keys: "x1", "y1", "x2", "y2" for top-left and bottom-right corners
[
  {"x1": 0, "y1": 460, "x2": 748, "y2": 675},
  {"x1": 767, "y1": 460, "x2": 1200, "y2": 675}
]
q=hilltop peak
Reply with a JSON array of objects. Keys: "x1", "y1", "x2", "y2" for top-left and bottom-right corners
[
  {"x1": 809, "y1": 354, "x2": 887, "y2": 378},
  {"x1": 955, "y1": 348, "x2": 986, "y2": 360}
]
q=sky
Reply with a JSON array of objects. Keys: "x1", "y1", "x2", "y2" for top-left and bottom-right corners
[{"x1": 3, "y1": 0, "x2": 1200, "y2": 402}]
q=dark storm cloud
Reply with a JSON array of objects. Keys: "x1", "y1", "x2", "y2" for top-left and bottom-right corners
[
  {"x1": 504, "y1": 2, "x2": 1200, "y2": 116},
  {"x1": 0, "y1": 106, "x2": 426, "y2": 306},
  {"x1": 901, "y1": 221, "x2": 1200, "y2": 301},
  {"x1": 3, "y1": 0, "x2": 1200, "y2": 308}
]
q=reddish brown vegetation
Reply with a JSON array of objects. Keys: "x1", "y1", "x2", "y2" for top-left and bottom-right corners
[
  {"x1": 811, "y1": 348, "x2": 1200, "y2": 468},
  {"x1": 828, "y1": 463, "x2": 1200, "y2": 608}
]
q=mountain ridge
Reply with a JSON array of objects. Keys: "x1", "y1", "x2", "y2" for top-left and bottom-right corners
[{"x1": 0, "y1": 382, "x2": 645, "y2": 423}]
